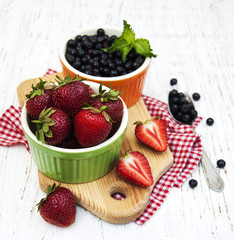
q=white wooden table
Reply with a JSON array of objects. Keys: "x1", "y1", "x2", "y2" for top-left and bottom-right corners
[{"x1": 0, "y1": 0, "x2": 233, "y2": 239}]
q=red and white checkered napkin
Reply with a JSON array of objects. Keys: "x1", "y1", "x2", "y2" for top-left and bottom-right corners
[{"x1": 0, "y1": 69, "x2": 202, "y2": 225}]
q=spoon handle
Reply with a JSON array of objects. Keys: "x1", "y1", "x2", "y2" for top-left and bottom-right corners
[{"x1": 193, "y1": 129, "x2": 224, "y2": 192}]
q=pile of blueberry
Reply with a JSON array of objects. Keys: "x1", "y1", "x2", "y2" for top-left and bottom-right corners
[
  {"x1": 65, "y1": 28, "x2": 145, "y2": 77},
  {"x1": 168, "y1": 89, "x2": 198, "y2": 124}
]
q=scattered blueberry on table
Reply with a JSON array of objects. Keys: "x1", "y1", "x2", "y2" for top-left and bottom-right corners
[
  {"x1": 189, "y1": 179, "x2": 198, "y2": 189},
  {"x1": 206, "y1": 117, "x2": 214, "y2": 126},
  {"x1": 217, "y1": 159, "x2": 226, "y2": 169},
  {"x1": 170, "y1": 78, "x2": 177, "y2": 86},
  {"x1": 192, "y1": 92, "x2": 201, "y2": 101}
]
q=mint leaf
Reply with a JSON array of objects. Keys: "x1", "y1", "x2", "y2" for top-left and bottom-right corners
[
  {"x1": 103, "y1": 36, "x2": 129, "y2": 53},
  {"x1": 134, "y1": 38, "x2": 157, "y2": 58},
  {"x1": 122, "y1": 20, "x2": 135, "y2": 44},
  {"x1": 103, "y1": 20, "x2": 157, "y2": 62}
]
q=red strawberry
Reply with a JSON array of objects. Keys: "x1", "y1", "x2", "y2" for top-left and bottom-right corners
[
  {"x1": 74, "y1": 105, "x2": 112, "y2": 147},
  {"x1": 33, "y1": 107, "x2": 72, "y2": 146},
  {"x1": 116, "y1": 150, "x2": 153, "y2": 187},
  {"x1": 26, "y1": 78, "x2": 54, "y2": 119},
  {"x1": 37, "y1": 183, "x2": 76, "y2": 227},
  {"x1": 58, "y1": 136, "x2": 81, "y2": 149},
  {"x1": 90, "y1": 83, "x2": 123, "y2": 123},
  {"x1": 134, "y1": 117, "x2": 168, "y2": 152},
  {"x1": 52, "y1": 75, "x2": 90, "y2": 118}
]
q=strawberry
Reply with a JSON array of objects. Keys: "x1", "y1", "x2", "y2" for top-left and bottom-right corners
[
  {"x1": 26, "y1": 78, "x2": 54, "y2": 119},
  {"x1": 52, "y1": 75, "x2": 90, "y2": 118},
  {"x1": 74, "y1": 105, "x2": 112, "y2": 147},
  {"x1": 134, "y1": 117, "x2": 168, "y2": 152},
  {"x1": 90, "y1": 83, "x2": 123, "y2": 123},
  {"x1": 32, "y1": 107, "x2": 72, "y2": 146},
  {"x1": 58, "y1": 136, "x2": 81, "y2": 149},
  {"x1": 116, "y1": 150, "x2": 153, "y2": 187},
  {"x1": 37, "y1": 183, "x2": 76, "y2": 227}
]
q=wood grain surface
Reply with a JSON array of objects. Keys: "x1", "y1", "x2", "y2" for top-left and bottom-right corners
[
  {"x1": 17, "y1": 73, "x2": 173, "y2": 224},
  {"x1": 0, "y1": 0, "x2": 234, "y2": 239}
]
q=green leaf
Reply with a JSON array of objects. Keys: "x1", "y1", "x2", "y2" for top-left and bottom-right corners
[
  {"x1": 102, "y1": 20, "x2": 157, "y2": 62},
  {"x1": 103, "y1": 36, "x2": 129, "y2": 53},
  {"x1": 122, "y1": 20, "x2": 135, "y2": 44},
  {"x1": 42, "y1": 124, "x2": 49, "y2": 133},
  {"x1": 44, "y1": 129, "x2": 53, "y2": 138},
  {"x1": 133, "y1": 38, "x2": 157, "y2": 58}
]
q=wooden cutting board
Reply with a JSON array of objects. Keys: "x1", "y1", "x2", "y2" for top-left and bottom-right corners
[{"x1": 17, "y1": 72, "x2": 173, "y2": 224}]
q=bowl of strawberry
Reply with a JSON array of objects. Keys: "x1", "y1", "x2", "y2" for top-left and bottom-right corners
[
  {"x1": 59, "y1": 20, "x2": 157, "y2": 108},
  {"x1": 21, "y1": 76, "x2": 128, "y2": 183}
]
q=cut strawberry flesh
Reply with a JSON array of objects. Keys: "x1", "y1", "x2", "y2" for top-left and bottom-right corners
[
  {"x1": 135, "y1": 119, "x2": 168, "y2": 152},
  {"x1": 116, "y1": 151, "x2": 153, "y2": 187}
]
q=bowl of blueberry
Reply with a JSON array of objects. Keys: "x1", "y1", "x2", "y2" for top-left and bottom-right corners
[{"x1": 59, "y1": 20, "x2": 157, "y2": 108}]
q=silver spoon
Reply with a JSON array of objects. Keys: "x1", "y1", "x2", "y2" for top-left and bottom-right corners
[{"x1": 168, "y1": 88, "x2": 224, "y2": 192}]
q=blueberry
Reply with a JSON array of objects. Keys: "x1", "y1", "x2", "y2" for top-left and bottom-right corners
[
  {"x1": 217, "y1": 159, "x2": 226, "y2": 169},
  {"x1": 65, "y1": 53, "x2": 75, "y2": 64},
  {"x1": 114, "y1": 58, "x2": 123, "y2": 66},
  {"x1": 192, "y1": 93, "x2": 201, "y2": 101},
  {"x1": 182, "y1": 114, "x2": 191, "y2": 123},
  {"x1": 116, "y1": 66, "x2": 125, "y2": 74},
  {"x1": 171, "y1": 96, "x2": 179, "y2": 104},
  {"x1": 72, "y1": 58, "x2": 81, "y2": 69},
  {"x1": 124, "y1": 61, "x2": 132, "y2": 70},
  {"x1": 178, "y1": 92, "x2": 185, "y2": 98},
  {"x1": 108, "y1": 61, "x2": 115, "y2": 70},
  {"x1": 110, "y1": 69, "x2": 118, "y2": 77},
  {"x1": 170, "y1": 78, "x2": 177, "y2": 86},
  {"x1": 110, "y1": 35, "x2": 117, "y2": 42},
  {"x1": 76, "y1": 49, "x2": 85, "y2": 58},
  {"x1": 101, "y1": 53, "x2": 108, "y2": 59},
  {"x1": 189, "y1": 179, "x2": 198, "y2": 189},
  {"x1": 102, "y1": 67, "x2": 110, "y2": 76},
  {"x1": 97, "y1": 28, "x2": 105, "y2": 36},
  {"x1": 92, "y1": 61, "x2": 100, "y2": 68},
  {"x1": 169, "y1": 89, "x2": 178, "y2": 98},
  {"x1": 135, "y1": 56, "x2": 144, "y2": 65},
  {"x1": 85, "y1": 64, "x2": 92, "y2": 71},
  {"x1": 170, "y1": 104, "x2": 179, "y2": 113},
  {"x1": 92, "y1": 68, "x2": 100, "y2": 76},
  {"x1": 97, "y1": 36, "x2": 104, "y2": 43},
  {"x1": 81, "y1": 56, "x2": 88, "y2": 64},
  {"x1": 81, "y1": 35, "x2": 88, "y2": 41},
  {"x1": 114, "y1": 51, "x2": 122, "y2": 58},
  {"x1": 175, "y1": 111, "x2": 183, "y2": 121},
  {"x1": 190, "y1": 109, "x2": 198, "y2": 119},
  {"x1": 206, "y1": 118, "x2": 214, "y2": 126},
  {"x1": 67, "y1": 39, "x2": 77, "y2": 48},
  {"x1": 132, "y1": 61, "x2": 140, "y2": 70},
  {"x1": 178, "y1": 96, "x2": 188, "y2": 104},
  {"x1": 75, "y1": 35, "x2": 82, "y2": 42},
  {"x1": 84, "y1": 69, "x2": 92, "y2": 75},
  {"x1": 180, "y1": 104, "x2": 190, "y2": 113},
  {"x1": 95, "y1": 43, "x2": 102, "y2": 50},
  {"x1": 66, "y1": 47, "x2": 77, "y2": 56},
  {"x1": 100, "y1": 58, "x2": 108, "y2": 66}
]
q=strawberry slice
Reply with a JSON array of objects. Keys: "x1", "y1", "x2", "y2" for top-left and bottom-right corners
[
  {"x1": 116, "y1": 151, "x2": 153, "y2": 187},
  {"x1": 134, "y1": 118, "x2": 168, "y2": 152}
]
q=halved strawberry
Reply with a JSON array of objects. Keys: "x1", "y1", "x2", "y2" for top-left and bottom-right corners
[
  {"x1": 116, "y1": 151, "x2": 153, "y2": 187},
  {"x1": 134, "y1": 117, "x2": 168, "y2": 152}
]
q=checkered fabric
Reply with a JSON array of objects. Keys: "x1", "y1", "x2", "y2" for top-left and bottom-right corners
[{"x1": 0, "y1": 69, "x2": 202, "y2": 225}]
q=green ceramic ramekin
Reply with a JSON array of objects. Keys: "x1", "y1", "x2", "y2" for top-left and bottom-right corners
[{"x1": 21, "y1": 81, "x2": 128, "y2": 183}]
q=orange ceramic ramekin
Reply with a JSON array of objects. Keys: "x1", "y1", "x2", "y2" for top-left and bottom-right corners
[{"x1": 59, "y1": 27, "x2": 151, "y2": 108}]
